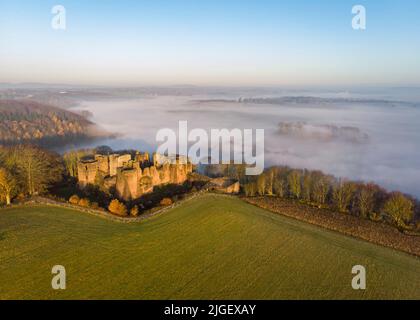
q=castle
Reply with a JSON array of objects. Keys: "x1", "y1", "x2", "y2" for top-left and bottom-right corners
[{"x1": 77, "y1": 152, "x2": 193, "y2": 201}]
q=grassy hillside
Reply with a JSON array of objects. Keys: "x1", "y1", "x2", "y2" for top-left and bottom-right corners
[{"x1": 0, "y1": 194, "x2": 419, "y2": 299}]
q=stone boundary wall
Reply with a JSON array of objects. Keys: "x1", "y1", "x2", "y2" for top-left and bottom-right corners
[{"x1": 7, "y1": 192, "x2": 208, "y2": 224}]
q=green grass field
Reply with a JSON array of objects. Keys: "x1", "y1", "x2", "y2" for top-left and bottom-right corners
[{"x1": 0, "y1": 194, "x2": 419, "y2": 299}]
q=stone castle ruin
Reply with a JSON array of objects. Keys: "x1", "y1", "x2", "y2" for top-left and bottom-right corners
[{"x1": 77, "y1": 152, "x2": 193, "y2": 201}]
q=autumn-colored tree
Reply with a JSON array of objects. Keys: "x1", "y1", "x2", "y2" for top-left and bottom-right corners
[
  {"x1": 332, "y1": 179, "x2": 356, "y2": 213},
  {"x1": 78, "y1": 198, "x2": 90, "y2": 207},
  {"x1": 108, "y1": 199, "x2": 127, "y2": 216},
  {"x1": 68, "y1": 194, "x2": 80, "y2": 205},
  {"x1": 244, "y1": 183, "x2": 257, "y2": 197},
  {"x1": 1, "y1": 145, "x2": 63, "y2": 195},
  {"x1": 90, "y1": 202, "x2": 99, "y2": 210},
  {"x1": 273, "y1": 178, "x2": 286, "y2": 198},
  {"x1": 383, "y1": 192, "x2": 414, "y2": 229},
  {"x1": 239, "y1": 164, "x2": 418, "y2": 233},
  {"x1": 301, "y1": 171, "x2": 312, "y2": 202},
  {"x1": 130, "y1": 206, "x2": 139, "y2": 217},
  {"x1": 287, "y1": 170, "x2": 302, "y2": 199},
  {"x1": 225, "y1": 164, "x2": 240, "y2": 181},
  {"x1": 160, "y1": 198, "x2": 173, "y2": 206},
  {"x1": 264, "y1": 169, "x2": 274, "y2": 195},
  {"x1": 257, "y1": 174, "x2": 266, "y2": 196},
  {"x1": 311, "y1": 174, "x2": 331, "y2": 205},
  {"x1": 0, "y1": 167, "x2": 16, "y2": 205},
  {"x1": 63, "y1": 149, "x2": 95, "y2": 177},
  {"x1": 354, "y1": 183, "x2": 376, "y2": 218},
  {"x1": 271, "y1": 167, "x2": 289, "y2": 198}
]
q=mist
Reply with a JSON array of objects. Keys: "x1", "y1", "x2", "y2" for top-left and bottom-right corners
[{"x1": 70, "y1": 90, "x2": 420, "y2": 198}]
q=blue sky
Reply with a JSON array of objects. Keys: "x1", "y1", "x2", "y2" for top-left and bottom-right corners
[{"x1": 0, "y1": 0, "x2": 419, "y2": 86}]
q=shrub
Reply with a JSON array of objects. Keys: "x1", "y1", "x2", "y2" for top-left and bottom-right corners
[
  {"x1": 69, "y1": 194, "x2": 80, "y2": 205},
  {"x1": 130, "y1": 206, "x2": 139, "y2": 217},
  {"x1": 383, "y1": 193, "x2": 414, "y2": 230},
  {"x1": 160, "y1": 197, "x2": 172, "y2": 206},
  {"x1": 16, "y1": 193, "x2": 27, "y2": 202},
  {"x1": 108, "y1": 199, "x2": 127, "y2": 216},
  {"x1": 90, "y1": 202, "x2": 99, "y2": 210},
  {"x1": 369, "y1": 211, "x2": 382, "y2": 222},
  {"x1": 78, "y1": 198, "x2": 90, "y2": 207}
]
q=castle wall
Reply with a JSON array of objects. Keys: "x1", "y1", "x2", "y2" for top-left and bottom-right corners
[
  {"x1": 225, "y1": 181, "x2": 240, "y2": 194},
  {"x1": 205, "y1": 178, "x2": 240, "y2": 194},
  {"x1": 158, "y1": 163, "x2": 171, "y2": 184},
  {"x1": 169, "y1": 162, "x2": 192, "y2": 184},
  {"x1": 77, "y1": 160, "x2": 98, "y2": 187},
  {"x1": 153, "y1": 153, "x2": 188, "y2": 166},
  {"x1": 117, "y1": 154, "x2": 132, "y2": 168},
  {"x1": 116, "y1": 168, "x2": 139, "y2": 200},
  {"x1": 138, "y1": 175, "x2": 153, "y2": 195},
  {"x1": 135, "y1": 152, "x2": 149, "y2": 163},
  {"x1": 78, "y1": 152, "x2": 193, "y2": 201},
  {"x1": 103, "y1": 176, "x2": 116, "y2": 189},
  {"x1": 95, "y1": 155, "x2": 109, "y2": 173},
  {"x1": 109, "y1": 154, "x2": 119, "y2": 176},
  {"x1": 149, "y1": 166, "x2": 161, "y2": 185}
]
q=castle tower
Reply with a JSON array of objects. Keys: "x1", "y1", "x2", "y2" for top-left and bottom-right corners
[
  {"x1": 77, "y1": 160, "x2": 98, "y2": 187},
  {"x1": 94, "y1": 154, "x2": 109, "y2": 174},
  {"x1": 109, "y1": 154, "x2": 119, "y2": 176},
  {"x1": 117, "y1": 154, "x2": 132, "y2": 167},
  {"x1": 135, "y1": 152, "x2": 150, "y2": 164},
  {"x1": 116, "y1": 168, "x2": 139, "y2": 201},
  {"x1": 149, "y1": 166, "x2": 161, "y2": 185}
]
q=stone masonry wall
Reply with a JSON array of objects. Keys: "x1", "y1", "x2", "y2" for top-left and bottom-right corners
[{"x1": 78, "y1": 152, "x2": 193, "y2": 201}]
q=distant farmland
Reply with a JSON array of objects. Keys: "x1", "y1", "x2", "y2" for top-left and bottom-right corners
[{"x1": 0, "y1": 194, "x2": 419, "y2": 299}]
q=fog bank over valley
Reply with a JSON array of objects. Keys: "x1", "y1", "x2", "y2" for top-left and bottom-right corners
[{"x1": 69, "y1": 89, "x2": 420, "y2": 198}]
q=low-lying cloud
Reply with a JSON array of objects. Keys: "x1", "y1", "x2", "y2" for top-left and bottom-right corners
[
  {"x1": 277, "y1": 122, "x2": 369, "y2": 143},
  {"x1": 71, "y1": 91, "x2": 420, "y2": 198}
]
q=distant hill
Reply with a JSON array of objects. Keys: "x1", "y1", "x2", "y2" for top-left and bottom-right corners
[{"x1": 0, "y1": 99, "x2": 104, "y2": 145}]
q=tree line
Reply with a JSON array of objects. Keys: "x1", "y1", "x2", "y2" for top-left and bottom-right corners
[
  {"x1": 0, "y1": 144, "x2": 418, "y2": 231},
  {"x1": 226, "y1": 165, "x2": 418, "y2": 231},
  {"x1": 0, "y1": 145, "x2": 64, "y2": 204},
  {"x1": 0, "y1": 99, "x2": 92, "y2": 144}
]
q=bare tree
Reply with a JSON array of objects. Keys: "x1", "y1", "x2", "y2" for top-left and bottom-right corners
[
  {"x1": 301, "y1": 170, "x2": 312, "y2": 202},
  {"x1": 355, "y1": 183, "x2": 376, "y2": 218},
  {"x1": 287, "y1": 170, "x2": 302, "y2": 199},
  {"x1": 1, "y1": 145, "x2": 63, "y2": 195},
  {"x1": 332, "y1": 179, "x2": 356, "y2": 213},
  {"x1": 0, "y1": 168, "x2": 16, "y2": 205},
  {"x1": 257, "y1": 174, "x2": 266, "y2": 196},
  {"x1": 312, "y1": 173, "x2": 331, "y2": 205}
]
